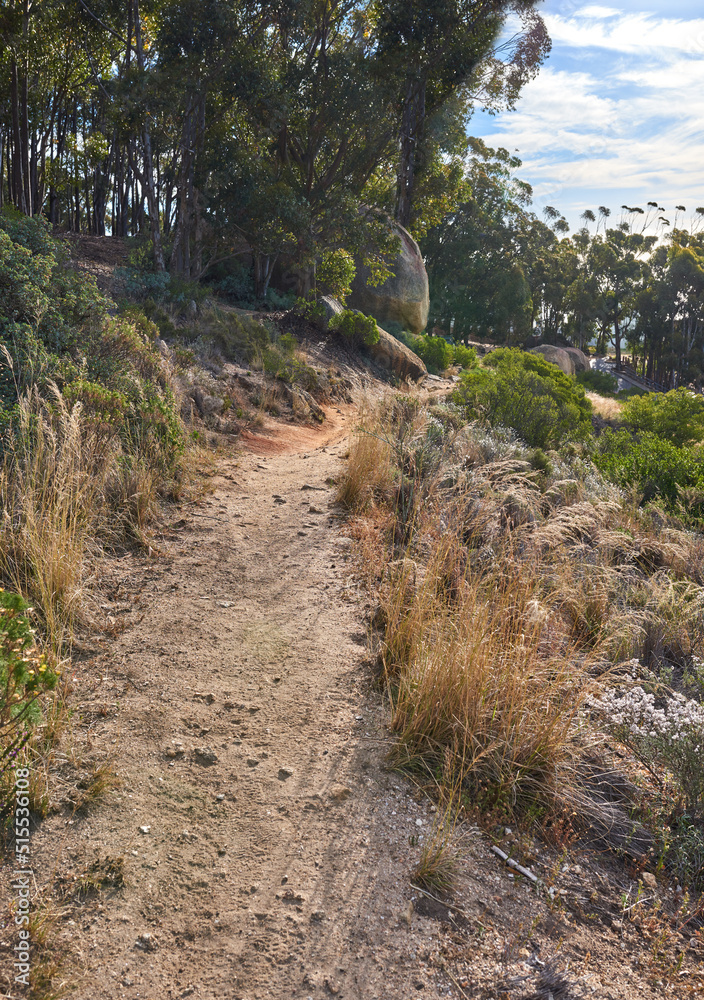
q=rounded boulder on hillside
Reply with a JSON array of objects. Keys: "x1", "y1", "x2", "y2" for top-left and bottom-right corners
[
  {"x1": 347, "y1": 223, "x2": 429, "y2": 335},
  {"x1": 529, "y1": 344, "x2": 576, "y2": 376}
]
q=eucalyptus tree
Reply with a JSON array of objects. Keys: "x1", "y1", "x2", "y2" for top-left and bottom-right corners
[
  {"x1": 423, "y1": 140, "x2": 534, "y2": 341},
  {"x1": 588, "y1": 227, "x2": 655, "y2": 367},
  {"x1": 374, "y1": 0, "x2": 549, "y2": 229}
]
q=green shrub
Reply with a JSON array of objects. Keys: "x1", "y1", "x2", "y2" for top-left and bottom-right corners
[
  {"x1": 0, "y1": 211, "x2": 108, "y2": 362},
  {"x1": 168, "y1": 275, "x2": 208, "y2": 307},
  {"x1": 279, "y1": 332, "x2": 297, "y2": 354},
  {"x1": 119, "y1": 304, "x2": 159, "y2": 342},
  {"x1": 140, "y1": 299, "x2": 178, "y2": 339},
  {"x1": 210, "y1": 311, "x2": 272, "y2": 362},
  {"x1": 329, "y1": 309, "x2": 379, "y2": 346},
  {"x1": 58, "y1": 315, "x2": 184, "y2": 474},
  {"x1": 452, "y1": 343, "x2": 478, "y2": 370},
  {"x1": 173, "y1": 346, "x2": 196, "y2": 370},
  {"x1": 266, "y1": 287, "x2": 295, "y2": 310},
  {"x1": 274, "y1": 355, "x2": 320, "y2": 393},
  {"x1": 621, "y1": 388, "x2": 704, "y2": 446},
  {"x1": 216, "y1": 266, "x2": 255, "y2": 304},
  {"x1": 416, "y1": 335, "x2": 453, "y2": 373},
  {"x1": 453, "y1": 348, "x2": 593, "y2": 449},
  {"x1": 293, "y1": 295, "x2": 326, "y2": 323},
  {"x1": 594, "y1": 428, "x2": 704, "y2": 516},
  {"x1": 318, "y1": 249, "x2": 356, "y2": 301},
  {"x1": 667, "y1": 820, "x2": 704, "y2": 892},
  {"x1": 577, "y1": 368, "x2": 618, "y2": 396},
  {"x1": 115, "y1": 266, "x2": 171, "y2": 302},
  {"x1": 0, "y1": 589, "x2": 58, "y2": 727}
]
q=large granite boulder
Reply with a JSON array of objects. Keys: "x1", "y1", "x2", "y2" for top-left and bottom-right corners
[
  {"x1": 562, "y1": 346, "x2": 590, "y2": 373},
  {"x1": 316, "y1": 295, "x2": 426, "y2": 381},
  {"x1": 348, "y1": 224, "x2": 429, "y2": 335},
  {"x1": 529, "y1": 345, "x2": 575, "y2": 376},
  {"x1": 370, "y1": 326, "x2": 427, "y2": 382}
]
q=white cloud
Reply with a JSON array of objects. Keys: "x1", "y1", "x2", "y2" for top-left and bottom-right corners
[
  {"x1": 577, "y1": 5, "x2": 621, "y2": 17},
  {"x1": 545, "y1": 10, "x2": 704, "y2": 55},
  {"x1": 472, "y1": 4, "x2": 704, "y2": 224}
]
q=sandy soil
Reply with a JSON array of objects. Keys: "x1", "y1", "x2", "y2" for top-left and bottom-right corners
[
  {"x1": 12, "y1": 405, "x2": 454, "y2": 1000},
  {"x1": 3, "y1": 395, "x2": 704, "y2": 1000}
]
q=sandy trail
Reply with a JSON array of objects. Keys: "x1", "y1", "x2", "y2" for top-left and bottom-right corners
[
  {"x1": 42, "y1": 405, "x2": 443, "y2": 1000},
  {"x1": 2, "y1": 394, "x2": 684, "y2": 1000}
]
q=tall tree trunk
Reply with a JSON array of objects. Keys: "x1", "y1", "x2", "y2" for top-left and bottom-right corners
[
  {"x1": 395, "y1": 71, "x2": 425, "y2": 230},
  {"x1": 133, "y1": 0, "x2": 165, "y2": 271},
  {"x1": 10, "y1": 58, "x2": 26, "y2": 213},
  {"x1": 19, "y1": 0, "x2": 31, "y2": 214},
  {"x1": 613, "y1": 298, "x2": 621, "y2": 368},
  {"x1": 170, "y1": 104, "x2": 195, "y2": 276},
  {"x1": 254, "y1": 252, "x2": 276, "y2": 299}
]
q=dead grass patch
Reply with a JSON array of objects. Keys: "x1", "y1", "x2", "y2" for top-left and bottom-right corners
[
  {"x1": 344, "y1": 396, "x2": 704, "y2": 867},
  {"x1": 587, "y1": 390, "x2": 623, "y2": 419},
  {"x1": 337, "y1": 405, "x2": 395, "y2": 511}
]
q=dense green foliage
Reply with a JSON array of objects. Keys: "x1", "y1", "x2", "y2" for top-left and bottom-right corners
[
  {"x1": 0, "y1": 0, "x2": 547, "y2": 294},
  {"x1": 447, "y1": 348, "x2": 704, "y2": 523},
  {"x1": 0, "y1": 212, "x2": 107, "y2": 402},
  {"x1": 329, "y1": 309, "x2": 380, "y2": 347},
  {"x1": 415, "y1": 334, "x2": 454, "y2": 373},
  {"x1": 452, "y1": 343, "x2": 478, "y2": 370},
  {"x1": 422, "y1": 142, "x2": 704, "y2": 389},
  {"x1": 0, "y1": 212, "x2": 183, "y2": 471},
  {"x1": 317, "y1": 250, "x2": 357, "y2": 302},
  {"x1": 587, "y1": 385, "x2": 704, "y2": 522},
  {"x1": 453, "y1": 348, "x2": 593, "y2": 448},
  {"x1": 594, "y1": 429, "x2": 704, "y2": 518},
  {"x1": 620, "y1": 388, "x2": 704, "y2": 447},
  {"x1": 576, "y1": 369, "x2": 618, "y2": 395},
  {"x1": 0, "y1": 590, "x2": 58, "y2": 726}
]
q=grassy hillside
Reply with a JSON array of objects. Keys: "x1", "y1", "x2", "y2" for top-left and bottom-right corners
[{"x1": 339, "y1": 387, "x2": 704, "y2": 901}]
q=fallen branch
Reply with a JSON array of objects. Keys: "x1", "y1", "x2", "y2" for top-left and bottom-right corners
[{"x1": 491, "y1": 845, "x2": 539, "y2": 883}]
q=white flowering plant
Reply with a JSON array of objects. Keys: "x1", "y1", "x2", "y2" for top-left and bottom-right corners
[{"x1": 588, "y1": 675, "x2": 704, "y2": 817}]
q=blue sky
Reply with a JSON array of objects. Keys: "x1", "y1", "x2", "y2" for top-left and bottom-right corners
[{"x1": 471, "y1": 1, "x2": 704, "y2": 231}]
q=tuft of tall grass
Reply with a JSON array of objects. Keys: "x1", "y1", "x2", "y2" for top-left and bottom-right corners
[
  {"x1": 0, "y1": 380, "x2": 188, "y2": 650},
  {"x1": 412, "y1": 804, "x2": 466, "y2": 894},
  {"x1": 337, "y1": 406, "x2": 395, "y2": 511},
  {"x1": 385, "y1": 545, "x2": 592, "y2": 813},
  {"x1": 0, "y1": 387, "x2": 110, "y2": 650}
]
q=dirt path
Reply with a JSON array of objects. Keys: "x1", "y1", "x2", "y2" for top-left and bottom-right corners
[
  {"x1": 4, "y1": 392, "x2": 694, "y2": 1000},
  {"x1": 38, "y1": 405, "x2": 445, "y2": 1000}
]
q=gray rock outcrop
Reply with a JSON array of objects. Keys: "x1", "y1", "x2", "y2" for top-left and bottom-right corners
[
  {"x1": 347, "y1": 224, "x2": 429, "y2": 335},
  {"x1": 313, "y1": 295, "x2": 345, "y2": 332},
  {"x1": 562, "y1": 347, "x2": 590, "y2": 373},
  {"x1": 370, "y1": 327, "x2": 427, "y2": 382},
  {"x1": 529, "y1": 345, "x2": 575, "y2": 376}
]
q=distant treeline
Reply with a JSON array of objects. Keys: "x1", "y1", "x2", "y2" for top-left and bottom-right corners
[{"x1": 425, "y1": 142, "x2": 704, "y2": 389}]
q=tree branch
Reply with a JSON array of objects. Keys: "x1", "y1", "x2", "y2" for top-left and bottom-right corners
[{"x1": 75, "y1": 0, "x2": 128, "y2": 45}]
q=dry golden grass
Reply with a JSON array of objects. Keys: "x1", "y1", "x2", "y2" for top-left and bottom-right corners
[
  {"x1": 345, "y1": 397, "x2": 704, "y2": 824},
  {"x1": 384, "y1": 545, "x2": 594, "y2": 810},
  {"x1": 0, "y1": 388, "x2": 111, "y2": 649},
  {"x1": 336, "y1": 405, "x2": 395, "y2": 511},
  {"x1": 412, "y1": 793, "x2": 466, "y2": 894},
  {"x1": 0, "y1": 381, "x2": 191, "y2": 650},
  {"x1": 586, "y1": 390, "x2": 623, "y2": 419}
]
